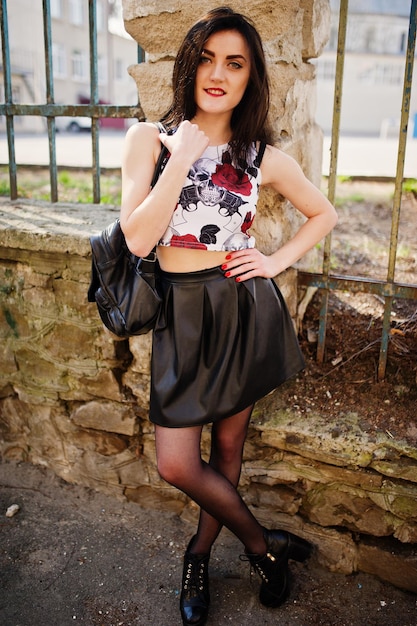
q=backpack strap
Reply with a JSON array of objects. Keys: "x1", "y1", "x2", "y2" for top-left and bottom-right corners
[
  {"x1": 151, "y1": 142, "x2": 169, "y2": 188},
  {"x1": 151, "y1": 122, "x2": 169, "y2": 188},
  {"x1": 155, "y1": 121, "x2": 166, "y2": 134},
  {"x1": 254, "y1": 140, "x2": 267, "y2": 167}
]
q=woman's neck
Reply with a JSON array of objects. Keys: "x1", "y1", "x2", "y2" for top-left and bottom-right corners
[{"x1": 190, "y1": 113, "x2": 232, "y2": 146}]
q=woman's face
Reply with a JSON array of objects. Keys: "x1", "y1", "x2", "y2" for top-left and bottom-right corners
[{"x1": 194, "y1": 29, "x2": 251, "y2": 119}]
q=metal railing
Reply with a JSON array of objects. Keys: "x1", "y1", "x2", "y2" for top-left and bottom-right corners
[
  {"x1": 0, "y1": 0, "x2": 144, "y2": 203},
  {"x1": 1, "y1": 0, "x2": 417, "y2": 380},
  {"x1": 298, "y1": 0, "x2": 417, "y2": 380}
]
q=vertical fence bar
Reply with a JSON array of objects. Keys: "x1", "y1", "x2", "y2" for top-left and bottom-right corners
[
  {"x1": 316, "y1": 0, "x2": 349, "y2": 363},
  {"x1": 0, "y1": 0, "x2": 17, "y2": 199},
  {"x1": 42, "y1": 0, "x2": 58, "y2": 202},
  {"x1": 377, "y1": 0, "x2": 417, "y2": 381},
  {"x1": 88, "y1": 0, "x2": 100, "y2": 203}
]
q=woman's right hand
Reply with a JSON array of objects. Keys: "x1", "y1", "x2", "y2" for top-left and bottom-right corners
[
  {"x1": 159, "y1": 120, "x2": 210, "y2": 169},
  {"x1": 120, "y1": 120, "x2": 209, "y2": 257}
]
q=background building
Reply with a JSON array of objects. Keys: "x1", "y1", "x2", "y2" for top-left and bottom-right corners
[
  {"x1": 0, "y1": 0, "x2": 138, "y2": 132},
  {"x1": 314, "y1": 0, "x2": 416, "y2": 136}
]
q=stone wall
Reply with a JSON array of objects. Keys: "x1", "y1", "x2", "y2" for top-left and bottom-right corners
[{"x1": 0, "y1": 198, "x2": 416, "y2": 594}]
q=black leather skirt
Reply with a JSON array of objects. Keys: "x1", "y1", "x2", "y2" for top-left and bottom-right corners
[{"x1": 149, "y1": 266, "x2": 305, "y2": 428}]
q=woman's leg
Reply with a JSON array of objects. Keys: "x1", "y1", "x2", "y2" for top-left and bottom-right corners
[
  {"x1": 191, "y1": 405, "x2": 254, "y2": 555},
  {"x1": 154, "y1": 415, "x2": 266, "y2": 555},
  {"x1": 156, "y1": 414, "x2": 312, "y2": 616}
]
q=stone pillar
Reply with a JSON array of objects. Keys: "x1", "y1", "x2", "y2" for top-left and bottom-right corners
[{"x1": 122, "y1": 0, "x2": 331, "y2": 317}]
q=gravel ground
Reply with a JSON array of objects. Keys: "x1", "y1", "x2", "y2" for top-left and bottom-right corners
[{"x1": 1, "y1": 460, "x2": 416, "y2": 626}]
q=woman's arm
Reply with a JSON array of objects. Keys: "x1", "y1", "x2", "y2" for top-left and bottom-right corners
[
  {"x1": 120, "y1": 121, "x2": 209, "y2": 257},
  {"x1": 222, "y1": 144, "x2": 338, "y2": 281}
]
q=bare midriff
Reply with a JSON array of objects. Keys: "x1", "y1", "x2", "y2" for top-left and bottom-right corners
[{"x1": 157, "y1": 246, "x2": 228, "y2": 273}]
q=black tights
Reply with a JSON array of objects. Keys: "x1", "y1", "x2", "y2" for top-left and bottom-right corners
[{"x1": 154, "y1": 406, "x2": 267, "y2": 556}]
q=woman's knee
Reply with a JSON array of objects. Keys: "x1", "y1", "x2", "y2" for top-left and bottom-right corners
[
  {"x1": 156, "y1": 454, "x2": 192, "y2": 487},
  {"x1": 213, "y1": 431, "x2": 245, "y2": 464},
  {"x1": 154, "y1": 424, "x2": 203, "y2": 486},
  {"x1": 212, "y1": 408, "x2": 251, "y2": 463}
]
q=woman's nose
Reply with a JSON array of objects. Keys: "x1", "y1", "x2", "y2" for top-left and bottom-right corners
[{"x1": 210, "y1": 62, "x2": 224, "y2": 81}]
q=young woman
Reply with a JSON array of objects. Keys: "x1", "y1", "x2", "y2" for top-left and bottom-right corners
[{"x1": 121, "y1": 7, "x2": 338, "y2": 625}]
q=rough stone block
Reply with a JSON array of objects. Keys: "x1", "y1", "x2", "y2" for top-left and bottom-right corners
[
  {"x1": 78, "y1": 369, "x2": 123, "y2": 403},
  {"x1": 245, "y1": 483, "x2": 302, "y2": 515},
  {"x1": 127, "y1": 61, "x2": 173, "y2": 121},
  {"x1": 303, "y1": 483, "x2": 400, "y2": 537},
  {"x1": 71, "y1": 401, "x2": 138, "y2": 436},
  {"x1": 357, "y1": 540, "x2": 417, "y2": 594},
  {"x1": 125, "y1": 484, "x2": 185, "y2": 513},
  {"x1": 118, "y1": 455, "x2": 151, "y2": 488},
  {"x1": 128, "y1": 333, "x2": 152, "y2": 374},
  {"x1": 368, "y1": 480, "x2": 417, "y2": 520},
  {"x1": 75, "y1": 430, "x2": 128, "y2": 456},
  {"x1": 300, "y1": 0, "x2": 332, "y2": 58}
]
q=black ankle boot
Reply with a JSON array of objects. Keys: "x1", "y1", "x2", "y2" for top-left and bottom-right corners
[
  {"x1": 248, "y1": 528, "x2": 312, "y2": 608},
  {"x1": 180, "y1": 537, "x2": 210, "y2": 626}
]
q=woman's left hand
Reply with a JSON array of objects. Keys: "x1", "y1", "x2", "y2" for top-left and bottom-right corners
[{"x1": 221, "y1": 248, "x2": 281, "y2": 282}]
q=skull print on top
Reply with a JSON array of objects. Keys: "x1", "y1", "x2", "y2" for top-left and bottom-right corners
[{"x1": 158, "y1": 141, "x2": 266, "y2": 251}]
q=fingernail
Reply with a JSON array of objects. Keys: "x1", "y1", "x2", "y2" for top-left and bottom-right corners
[
  {"x1": 226, "y1": 255, "x2": 232, "y2": 260},
  {"x1": 221, "y1": 264, "x2": 227, "y2": 270},
  {"x1": 235, "y1": 277, "x2": 240, "y2": 282},
  {"x1": 225, "y1": 271, "x2": 231, "y2": 278}
]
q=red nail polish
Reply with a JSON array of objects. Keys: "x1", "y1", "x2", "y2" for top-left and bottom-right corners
[
  {"x1": 225, "y1": 271, "x2": 231, "y2": 278},
  {"x1": 226, "y1": 254, "x2": 232, "y2": 260},
  {"x1": 235, "y1": 276, "x2": 240, "y2": 282},
  {"x1": 221, "y1": 264, "x2": 227, "y2": 270}
]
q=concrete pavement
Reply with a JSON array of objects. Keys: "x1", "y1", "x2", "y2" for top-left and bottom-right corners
[{"x1": 1, "y1": 131, "x2": 416, "y2": 178}]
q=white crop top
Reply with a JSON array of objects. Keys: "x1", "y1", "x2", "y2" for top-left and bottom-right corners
[{"x1": 158, "y1": 142, "x2": 264, "y2": 252}]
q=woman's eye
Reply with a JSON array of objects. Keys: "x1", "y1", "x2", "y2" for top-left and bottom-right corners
[
  {"x1": 200, "y1": 55, "x2": 211, "y2": 64},
  {"x1": 229, "y1": 62, "x2": 243, "y2": 70}
]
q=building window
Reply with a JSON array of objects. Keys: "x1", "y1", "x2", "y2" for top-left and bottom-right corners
[
  {"x1": 71, "y1": 50, "x2": 88, "y2": 81},
  {"x1": 328, "y1": 26, "x2": 338, "y2": 52},
  {"x1": 97, "y1": 56, "x2": 107, "y2": 85},
  {"x1": 69, "y1": 0, "x2": 84, "y2": 26},
  {"x1": 97, "y1": 1, "x2": 106, "y2": 32},
  {"x1": 115, "y1": 58, "x2": 124, "y2": 80},
  {"x1": 364, "y1": 27, "x2": 377, "y2": 53},
  {"x1": 50, "y1": 0, "x2": 63, "y2": 19},
  {"x1": 316, "y1": 60, "x2": 336, "y2": 82},
  {"x1": 0, "y1": 84, "x2": 21, "y2": 104},
  {"x1": 52, "y1": 43, "x2": 67, "y2": 78},
  {"x1": 12, "y1": 86, "x2": 23, "y2": 124},
  {"x1": 358, "y1": 63, "x2": 403, "y2": 86}
]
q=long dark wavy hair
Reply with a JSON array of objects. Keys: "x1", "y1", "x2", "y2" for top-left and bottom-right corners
[{"x1": 160, "y1": 6, "x2": 273, "y2": 165}]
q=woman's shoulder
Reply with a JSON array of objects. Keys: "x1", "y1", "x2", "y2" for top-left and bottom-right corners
[
  {"x1": 260, "y1": 143, "x2": 303, "y2": 186},
  {"x1": 123, "y1": 121, "x2": 162, "y2": 162},
  {"x1": 125, "y1": 120, "x2": 161, "y2": 141}
]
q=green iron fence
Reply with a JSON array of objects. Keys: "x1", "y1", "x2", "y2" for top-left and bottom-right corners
[
  {"x1": 298, "y1": 0, "x2": 417, "y2": 380},
  {"x1": 0, "y1": 0, "x2": 144, "y2": 203}
]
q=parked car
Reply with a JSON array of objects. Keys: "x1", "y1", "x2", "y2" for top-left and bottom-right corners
[{"x1": 55, "y1": 116, "x2": 91, "y2": 132}]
